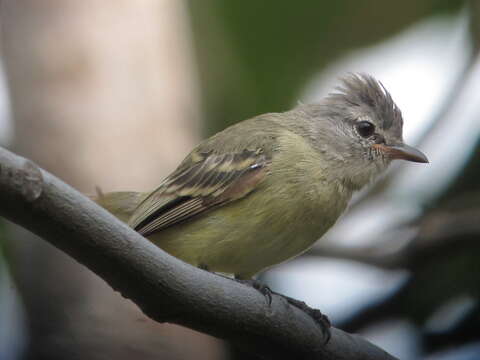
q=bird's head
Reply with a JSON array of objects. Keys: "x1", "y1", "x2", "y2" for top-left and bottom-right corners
[{"x1": 302, "y1": 73, "x2": 428, "y2": 190}]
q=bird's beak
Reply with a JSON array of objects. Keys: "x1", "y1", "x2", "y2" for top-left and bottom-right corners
[{"x1": 372, "y1": 143, "x2": 429, "y2": 163}]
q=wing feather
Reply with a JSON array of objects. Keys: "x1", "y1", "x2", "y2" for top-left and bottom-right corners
[
  {"x1": 129, "y1": 149, "x2": 269, "y2": 237},
  {"x1": 137, "y1": 198, "x2": 205, "y2": 236}
]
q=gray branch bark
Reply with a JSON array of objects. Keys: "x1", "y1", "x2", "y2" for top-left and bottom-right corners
[{"x1": 0, "y1": 146, "x2": 397, "y2": 360}]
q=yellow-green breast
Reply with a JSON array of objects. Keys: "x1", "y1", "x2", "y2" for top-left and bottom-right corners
[{"x1": 149, "y1": 128, "x2": 352, "y2": 278}]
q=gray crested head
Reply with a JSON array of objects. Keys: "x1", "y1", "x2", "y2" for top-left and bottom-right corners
[
  {"x1": 330, "y1": 73, "x2": 402, "y2": 131},
  {"x1": 292, "y1": 73, "x2": 428, "y2": 190},
  {"x1": 320, "y1": 73, "x2": 404, "y2": 142}
]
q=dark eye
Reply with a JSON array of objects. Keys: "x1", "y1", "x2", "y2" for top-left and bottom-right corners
[{"x1": 356, "y1": 121, "x2": 375, "y2": 138}]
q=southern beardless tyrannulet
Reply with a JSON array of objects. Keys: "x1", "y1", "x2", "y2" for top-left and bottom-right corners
[{"x1": 96, "y1": 73, "x2": 428, "y2": 280}]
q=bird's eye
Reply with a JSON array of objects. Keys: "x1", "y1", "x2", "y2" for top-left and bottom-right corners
[{"x1": 356, "y1": 121, "x2": 375, "y2": 138}]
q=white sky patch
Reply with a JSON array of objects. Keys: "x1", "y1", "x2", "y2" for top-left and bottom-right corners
[
  {"x1": 267, "y1": 258, "x2": 408, "y2": 323},
  {"x1": 392, "y1": 58, "x2": 480, "y2": 201}
]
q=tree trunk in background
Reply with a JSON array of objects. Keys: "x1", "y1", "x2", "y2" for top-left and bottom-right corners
[{"x1": 1, "y1": 1, "x2": 223, "y2": 359}]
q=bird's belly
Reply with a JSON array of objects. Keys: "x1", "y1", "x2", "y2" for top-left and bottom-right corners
[
  {"x1": 154, "y1": 216, "x2": 326, "y2": 279},
  {"x1": 214, "y1": 221, "x2": 325, "y2": 278},
  {"x1": 149, "y1": 180, "x2": 348, "y2": 278}
]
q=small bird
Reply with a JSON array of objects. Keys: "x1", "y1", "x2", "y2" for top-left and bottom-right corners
[{"x1": 97, "y1": 74, "x2": 428, "y2": 281}]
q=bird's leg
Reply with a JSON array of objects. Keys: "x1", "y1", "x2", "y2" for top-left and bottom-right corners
[{"x1": 234, "y1": 274, "x2": 331, "y2": 343}]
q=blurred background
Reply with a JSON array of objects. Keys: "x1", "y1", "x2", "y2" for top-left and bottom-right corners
[{"x1": 0, "y1": 1, "x2": 479, "y2": 359}]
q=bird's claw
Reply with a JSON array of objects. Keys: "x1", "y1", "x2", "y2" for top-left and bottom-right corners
[
  {"x1": 235, "y1": 278, "x2": 273, "y2": 306},
  {"x1": 235, "y1": 278, "x2": 331, "y2": 343},
  {"x1": 282, "y1": 297, "x2": 331, "y2": 343}
]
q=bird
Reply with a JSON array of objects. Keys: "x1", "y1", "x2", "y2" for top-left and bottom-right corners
[{"x1": 96, "y1": 73, "x2": 428, "y2": 281}]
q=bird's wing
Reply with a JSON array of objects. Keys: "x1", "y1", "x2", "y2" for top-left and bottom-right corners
[{"x1": 128, "y1": 148, "x2": 269, "y2": 237}]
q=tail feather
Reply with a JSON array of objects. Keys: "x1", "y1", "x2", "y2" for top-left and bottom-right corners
[{"x1": 91, "y1": 190, "x2": 147, "y2": 223}]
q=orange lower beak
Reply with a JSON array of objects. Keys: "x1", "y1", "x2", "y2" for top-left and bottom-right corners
[{"x1": 372, "y1": 143, "x2": 429, "y2": 163}]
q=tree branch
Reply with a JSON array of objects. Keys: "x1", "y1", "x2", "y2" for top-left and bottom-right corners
[{"x1": 0, "y1": 146, "x2": 397, "y2": 360}]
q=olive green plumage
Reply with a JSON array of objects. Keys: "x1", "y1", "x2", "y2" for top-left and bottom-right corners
[{"x1": 94, "y1": 74, "x2": 428, "y2": 279}]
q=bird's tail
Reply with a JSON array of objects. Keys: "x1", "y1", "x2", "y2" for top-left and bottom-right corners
[{"x1": 90, "y1": 189, "x2": 147, "y2": 223}]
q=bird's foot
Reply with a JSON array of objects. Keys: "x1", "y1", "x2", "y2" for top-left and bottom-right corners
[
  {"x1": 200, "y1": 267, "x2": 331, "y2": 343},
  {"x1": 275, "y1": 293, "x2": 331, "y2": 343},
  {"x1": 234, "y1": 278, "x2": 273, "y2": 305},
  {"x1": 199, "y1": 266, "x2": 274, "y2": 305},
  {"x1": 234, "y1": 277, "x2": 331, "y2": 343}
]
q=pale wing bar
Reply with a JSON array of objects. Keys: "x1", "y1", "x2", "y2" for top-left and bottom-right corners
[{"x1": 129, "y1": 149, "x2": 268, "y2": 237}]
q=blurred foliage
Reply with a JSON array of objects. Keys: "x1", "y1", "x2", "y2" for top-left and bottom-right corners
[{"x1": 188, "y1": 0, "x2": 465, "y2": 135}]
